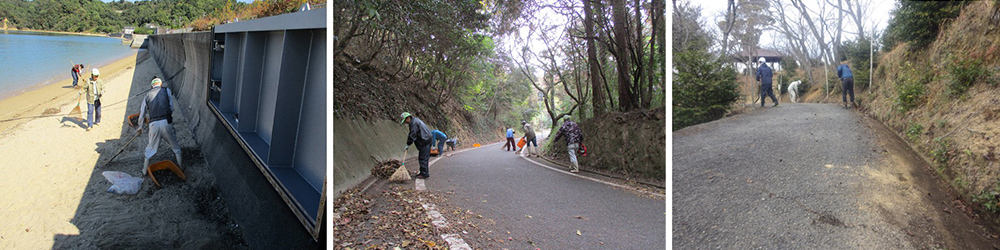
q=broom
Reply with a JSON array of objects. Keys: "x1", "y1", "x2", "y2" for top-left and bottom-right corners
[{"x1": 389, "y1": 147, "x2": 411, "y2": 182}]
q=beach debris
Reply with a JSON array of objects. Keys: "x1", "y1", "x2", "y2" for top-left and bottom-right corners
[{"x1": 102, "y1": 171, "x2": 143, "y2": 195}]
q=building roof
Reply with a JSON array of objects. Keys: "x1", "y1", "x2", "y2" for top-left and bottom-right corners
[{"x1": 731, "y1": 48, "x2": 784, "y2": 62}]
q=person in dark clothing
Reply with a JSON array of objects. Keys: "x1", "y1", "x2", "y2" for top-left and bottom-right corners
[
  {"x1": 837, "y1": 59, "x2": 855, "y2": 108},
  {"x1": 552, "y1": 116, "x2": 583, "y2": 173},
  {"x1": 756, "y1": 57, "x2": 778, "y2": 107},
  {"x1": 401, "y1": 112, "x2": 432, "y2": 179},
  {"x1": 137, "y1": 77, "x2": 182, "y2": 176}
]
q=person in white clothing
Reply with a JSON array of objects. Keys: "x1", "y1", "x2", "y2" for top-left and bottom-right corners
[
  {"x1": 788, "y1": 80, "x2": 801, "y2": 103},
  {"x1": 136, "y1": 77, "x2": 182, "y2": 175}
]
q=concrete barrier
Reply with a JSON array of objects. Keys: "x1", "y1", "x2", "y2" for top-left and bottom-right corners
[
  {"x1": 334, "y1": 118, "x2": 421, "y2": 196},
  {"x1": 147, "y1": 33, "x2": 321, "y2": 249}
]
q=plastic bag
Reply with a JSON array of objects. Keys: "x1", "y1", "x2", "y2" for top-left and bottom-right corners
[{"x1": 102, "y1": 171, "x2": 143, "y2": 195}]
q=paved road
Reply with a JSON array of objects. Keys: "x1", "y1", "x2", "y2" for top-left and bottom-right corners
[
  {"x1": 423, "y1": 142, "x2": 666, "y2": 249},
  {"x1": 673, "y1": 103, "x2": 996, "y2": 249}
]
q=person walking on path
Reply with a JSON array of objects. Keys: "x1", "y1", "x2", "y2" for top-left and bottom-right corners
[
  {"x1": 519, "y1": 120, "x2": 538, "y2": 157},
  {"x1": 430, "y1": 129, "x2": 448, "y2": 155},
  {"x1": 756, "y1": 57, "x2": 778, "y2": 107},
  {"x1": 401, "y1": 112, "x2": 432, "y2": 179},
  {"x1": 82, "y1": 68, "x2": 105, "y2": 131},
  {"x1": 137, "y1": 77, "x2": 182, "y2": 176},
  {"x1": 837, "y1": 59, "x2": 855, "y2": 108},
  {"x1": 70, "y1": 64, "x2": 84, "y2": 87},
  {"x1": 552, "y1": 116, "x2": 584, "y2": 173},
  {"x1": 504, "y1": 127, "x2": 517, "y2": 151}
]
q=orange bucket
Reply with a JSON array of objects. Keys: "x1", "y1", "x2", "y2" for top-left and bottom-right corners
[
  {"x1": 147, "y1": 160, "x2": 186, "y2": 187},
  {"x1": 517, "y1": 137, "x2": 526, "y2": 148},
  {"x1": 473, "y1": 143, "x2": 481, "y2": 147}
]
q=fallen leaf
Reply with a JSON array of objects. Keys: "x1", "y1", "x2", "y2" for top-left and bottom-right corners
[
  {"x1": 525, "y1": 215, "x2": 532, "y2": 218},
  {"x1": 576, "y1": 230, "x2": 582, "y2": 236},
  {"x1": 401, "y1": 241, "x2": 410, "y2": 247}
]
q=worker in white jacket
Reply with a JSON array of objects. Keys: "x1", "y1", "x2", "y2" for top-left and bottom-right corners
[{"x1": 788, "y1": 80, "x2": 802, "y2": 103}]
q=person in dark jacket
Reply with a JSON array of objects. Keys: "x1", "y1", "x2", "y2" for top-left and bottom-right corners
[
  {"x1": 137, "y1": 77, "x2": 181, "y2": 176},
  {"x1": 401, "y1": 112, "x2": 432, "y2": 179},
  {"x1": 837, "y1": 59, "x2": 855, "y2": 108},
  {"x1": 756, "y1": 57, "x2": 778, "y2": 107},
  {"x1": 552, "y1": 116, "x2": 583, "y2": 173}
]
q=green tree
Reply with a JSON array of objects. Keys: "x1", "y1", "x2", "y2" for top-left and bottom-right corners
[
  {"x1": 883, "y1": 1, "x2": 966, "y2": 50},
  {"x1": 673, "y1": 0, "x2": 739, "y2": 130}
]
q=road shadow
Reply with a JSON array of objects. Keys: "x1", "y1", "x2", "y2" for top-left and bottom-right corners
[{"x1": 51, "y1": 50, "x2": 248, "y2": 249}]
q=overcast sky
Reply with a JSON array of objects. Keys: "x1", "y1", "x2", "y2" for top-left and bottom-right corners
[{"x1": 694, "y1": 0, "x2": 896, "y2": 50}]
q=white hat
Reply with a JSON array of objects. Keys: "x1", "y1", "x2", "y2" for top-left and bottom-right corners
[
  {"x1": 758, "y1": 57, "x2": 766, "y2": 63},
  {"x1": 151, "y1": 77, "x2": 162, "y2": 86},
  {"x1": 92, "y1": 68, "x2": 100, "y2": 76}
]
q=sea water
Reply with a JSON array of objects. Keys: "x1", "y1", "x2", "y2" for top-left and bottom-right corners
[{"x1": 0, "y1": 30, "x2": 136, "y2": 98}]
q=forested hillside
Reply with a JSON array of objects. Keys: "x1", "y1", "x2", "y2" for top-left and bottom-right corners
[{"x1": 0, "y1": 0, "x2": 324, "y2": 33}]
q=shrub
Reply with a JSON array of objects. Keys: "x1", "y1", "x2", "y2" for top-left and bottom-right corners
[
  {"x1": 930, "y1": 137, "x2": 952, "y2": 165},
  {"x1": 894, "y1": 62, "x2": 929, "y2": 112},
  {"x1": 673, "y1": 50, "x2": 740, "y2": 130},
  {"x1": 895, "y1": 80, "x2": 925, "y2": 112},
  {"x1": 906, "y1": 123, "x2": 923, "y2": 141},
  {"x1": 973, "y1": 184, "x2": 1000, "y2": 213},
  {"x1": 946, "y1": 56, "x2": 987, "y2": 97}
]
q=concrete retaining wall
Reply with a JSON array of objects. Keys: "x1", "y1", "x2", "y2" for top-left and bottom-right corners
[
  {"x1": 147, "y1": 33, "x2": 321, "y2": 249},
  {"x1": 333, "y1": 118, "x2": 420, "y2": 197}
]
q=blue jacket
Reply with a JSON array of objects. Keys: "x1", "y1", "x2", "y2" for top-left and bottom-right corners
[
  {"x1": 756, "y1": 63, "x2": 773, "y2": 85},
  {"x1": 506, "y1": 128, "x2": 515, "y2": 138},
  {"x1": 431, "y1": 130, "x2": 447, "y2": 140},
  {"x1": 837, "y1": 64, "x2": 853, "y2": 79}
]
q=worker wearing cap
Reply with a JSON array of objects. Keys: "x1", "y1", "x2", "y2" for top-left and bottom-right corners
[
  {"x1": 401, "y1": 112, "x2": 432, "y2": 179},
  {"x1": 755, "y1": 57, "x2": 778, "y2": 107},
  {"x1": 137, "y1": 77, "x2": 182, "y2": 176},
  {"x1": 82, "y1": 68, "x2": 105, "y2": 130}
]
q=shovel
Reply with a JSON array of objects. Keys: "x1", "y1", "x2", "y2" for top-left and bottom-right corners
[{"x1": 389, "y1": 147, "x2": 411, "y2": 182}]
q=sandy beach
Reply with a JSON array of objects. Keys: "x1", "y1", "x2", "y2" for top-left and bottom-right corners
[{"x1": 0, "y1": 51, "x2": 245, "y2": 248}]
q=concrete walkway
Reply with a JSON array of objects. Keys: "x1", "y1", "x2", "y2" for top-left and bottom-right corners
[{"x1": 673, "y1": 103, "x2": 997, "y2": 249}]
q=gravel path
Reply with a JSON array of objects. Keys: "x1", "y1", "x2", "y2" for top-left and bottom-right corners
[{"x1": 673, "y1": 103, "x2": 997, "y2": 249}]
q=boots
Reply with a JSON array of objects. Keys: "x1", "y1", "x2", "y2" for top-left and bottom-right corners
[
  {"x1": 142, "y1": 158, "x2": 149, "y2": 176},
  {"x1": 176, "y1": 153, "x2": 183, "y2": 168}
]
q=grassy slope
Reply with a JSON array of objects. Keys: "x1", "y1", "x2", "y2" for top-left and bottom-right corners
[{"x1": 808, "y1": 1, "x2": 1000, "y2": 227}]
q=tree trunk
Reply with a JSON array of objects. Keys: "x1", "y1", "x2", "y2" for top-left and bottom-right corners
[
  {"x1": 720, "y1": 0, "x2": 737, "y2": 60},
  {"x1": 634, "y1": 0, "x2": 647, "y2": 109},
  {"x1": 612, "y1": 0, "x2": 635, "y2": 112},
  {"x1": 646, "y1": 0, "x2": 661, "y2": 108},
  {"x1": 584, "y1": 0, "x2": 606, "y2": 116}
]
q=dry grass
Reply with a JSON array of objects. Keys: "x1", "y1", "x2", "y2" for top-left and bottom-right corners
[{"x1": 862, "y1": 1, "x2": 1000, "y2": 215}]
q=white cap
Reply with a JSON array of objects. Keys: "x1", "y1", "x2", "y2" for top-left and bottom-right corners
[
  {"x1": 151, "y1": 77, "x2": 162, "y2": 87},
  {"x1": 758, "y1": 57, "x2": 766, "y2": 63},
  {"x1": 92, "y1": 68, "x2": 100, "y2": 76}
]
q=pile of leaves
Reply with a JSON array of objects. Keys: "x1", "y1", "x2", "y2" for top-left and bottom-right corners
[
  {"x1": 371, "y1": 159, "x2": 403, "y2": 179},
  {"x1": 333, "y1": 186, "x2": 447, "y2": 249}
]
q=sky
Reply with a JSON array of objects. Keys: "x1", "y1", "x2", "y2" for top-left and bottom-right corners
[{"x1": 694, "y1": 0, "x2": 896, "y2": 51}]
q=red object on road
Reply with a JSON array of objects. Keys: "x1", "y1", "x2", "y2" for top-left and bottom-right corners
[{"x1": 580, "y1": 143, "x2": 588, "y2": 156}]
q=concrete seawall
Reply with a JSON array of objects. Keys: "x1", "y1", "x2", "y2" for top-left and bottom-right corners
[{"x1": 147, "y1": 33, "x2": 321, "y2": 248}]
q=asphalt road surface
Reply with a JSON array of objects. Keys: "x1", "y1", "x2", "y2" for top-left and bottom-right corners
[
  {"x1": 673, "y1": 103, "x2": 997, "y2": 249},
  {"x1": 423, "y1": 142, "x2": 666, "y2": 249}
]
